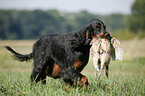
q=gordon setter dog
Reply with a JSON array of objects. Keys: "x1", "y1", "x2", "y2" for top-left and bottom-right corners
[{"x1": 5, "y1": 19, "x2": 111, "y2": 89}]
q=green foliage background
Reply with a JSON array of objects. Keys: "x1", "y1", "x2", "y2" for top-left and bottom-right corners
[
  {"x1": 127, "y1": 0, "x2": 145, "y2": 33},
  {"x1": 0, "y1": 10, "x2": 127, "y2": 40},
  {"x1": 0, "y1": 0, "x2": 145, "y2": 40}
]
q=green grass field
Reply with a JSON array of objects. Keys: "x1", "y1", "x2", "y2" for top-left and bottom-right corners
[{"x1": 0, "y1": 39, "x2": 145, "y2": 96}]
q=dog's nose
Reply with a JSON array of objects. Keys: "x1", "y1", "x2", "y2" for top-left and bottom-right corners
[
  {"x1": 105, "y1": 32, "x2": 110, "y2": 37},
  {"x1": 105, "y1": 32, "x2": 112, "y2": 39},
  {"x1": 95, "y1": 32, "x2": 105, "y2": 38}
]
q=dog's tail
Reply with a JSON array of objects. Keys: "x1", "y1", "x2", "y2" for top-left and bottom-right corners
[{"x1": 5, "y1": 46, "x2": 33, "y2": 62}]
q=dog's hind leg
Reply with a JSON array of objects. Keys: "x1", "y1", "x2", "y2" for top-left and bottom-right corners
[
  {"x1": 30, "y1": 58, "x2": 48, "y2": 84},
  {"x1": 31, "y1": 66, "x2": 47, "y2": 84}
]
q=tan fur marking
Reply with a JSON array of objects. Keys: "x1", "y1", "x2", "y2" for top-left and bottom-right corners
[
  {"x1": 78, "y1": 75, "x2": 89, "y2": 90},
  {"x1": 92, "y1": 32, "x2": 105, "y2": 38},
  {"x1": 52, "y1": 64, "x2": 61, "y2": 77},
  {"x1": 73, "y1": 59, "x2": 82, "y2": 69},
  {"x1": 86, "y1": 32, "x2": 89, "y2": 39},
  {"x1": 65, "y1": 83, "x2": 71, "y2": 91}
]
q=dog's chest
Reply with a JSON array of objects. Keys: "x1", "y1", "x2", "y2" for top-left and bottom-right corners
[{"x1": 71, "y1": 48, "x2": 90, "y2": 72}]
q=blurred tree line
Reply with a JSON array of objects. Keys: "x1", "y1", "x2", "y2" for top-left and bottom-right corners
[
  {"x1": 0, "y1": 10, "x2": 126, "y2": 40},
  {"x1": 127, "y1": 0, "x2": 145, "y2": 33},
  {"x1": 0, "y1": 0, "x2": 144, "y2": 40}
]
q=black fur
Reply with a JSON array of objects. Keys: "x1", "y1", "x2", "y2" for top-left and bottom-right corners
[
  {"x1": 5, "y1": 19, "x2": 111, "y2": 87},
  {"x1": 5, "y1": 46, "x2": 33, "y2": 61},
  {"x1": 60, "y1": 67, "x2": 83, "y2": 86}
]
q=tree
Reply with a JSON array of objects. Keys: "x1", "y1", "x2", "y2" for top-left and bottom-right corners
[
  {"x1": 0, "y1": 9, "x2": 127, "y2": 40},
  {"x1": 127, "y1": 0, "x2": 145, "y2": 33},
  {"x1": 0, "y1": 10, "x2": 22, "y2": 39}
]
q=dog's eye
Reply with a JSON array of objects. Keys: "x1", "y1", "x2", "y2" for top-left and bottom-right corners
[{"x1": 96, "y1": 25, "x2": 100, "y2": 29}]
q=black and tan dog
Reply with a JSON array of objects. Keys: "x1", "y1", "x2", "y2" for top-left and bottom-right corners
[{"x1": 5, "y1": 19, "x2": 111, "y2": 89}]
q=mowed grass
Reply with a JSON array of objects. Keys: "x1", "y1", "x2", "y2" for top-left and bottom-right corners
[{"x1": 0, "y1": 39, "x2": 145, "y2": 96}]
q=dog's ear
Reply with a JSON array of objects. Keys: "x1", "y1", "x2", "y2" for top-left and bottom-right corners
[
  {"x1": 85, "y1": 25, "x2": 94, "y2": 39},
  {"x1": 111, "y1": 38, "x2": 124, "y2": 61}
]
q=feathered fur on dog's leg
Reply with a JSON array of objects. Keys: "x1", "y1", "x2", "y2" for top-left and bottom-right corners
[
  {"x1": 77, "y1": 75, "x2": 89, "y2": 90},
  {"x1": 61, "y1": 67, "x2": 89, "y2": 90}
]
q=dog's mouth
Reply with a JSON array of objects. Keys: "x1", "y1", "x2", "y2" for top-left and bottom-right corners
[
  {"x1": 92, "y1": 32, "x2": 111, "y2": 39},
  {"x1": 92, "y1": 32, "x2": 105, "y2": 38}
]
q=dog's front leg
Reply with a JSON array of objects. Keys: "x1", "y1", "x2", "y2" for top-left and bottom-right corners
[{"x1": 77, "y1": 75, "x2": 89, "y2": 90}]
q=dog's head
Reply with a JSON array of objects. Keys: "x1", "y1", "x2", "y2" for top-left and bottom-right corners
[
  {"x1": 70, "y1": 19, "x2": 112, "y2": 48},
  {"x1": 85, "y1": 19, "x2": 111, "y2": 39}
]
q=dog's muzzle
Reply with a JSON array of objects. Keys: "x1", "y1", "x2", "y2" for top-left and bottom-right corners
[
  {"x1": 92, "y1": 32, "x2": 112, "y2": 39},
  {"x1": 92, "y1": 32, "x2": 105, "y2": 38}
]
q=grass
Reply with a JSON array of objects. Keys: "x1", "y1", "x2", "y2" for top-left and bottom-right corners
[
  {"x1": 0, "y1": 71, "x2": 144, "y2": 96},
  {"x1": 0, "y1": 39, "x2": 145, "y2": 96}
]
